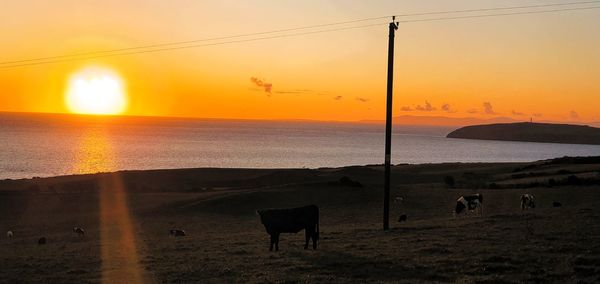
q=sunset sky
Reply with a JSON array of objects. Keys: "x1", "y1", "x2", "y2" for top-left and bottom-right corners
[{"x1": 1, "y1": 0, "x2": 599, "y2": 123}]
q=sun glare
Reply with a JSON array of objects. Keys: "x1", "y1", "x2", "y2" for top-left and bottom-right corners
[{"x1": 65, "y1": 67, "x2": 127, "y2": 115}]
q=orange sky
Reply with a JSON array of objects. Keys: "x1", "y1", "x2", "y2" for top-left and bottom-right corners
[{"x1": 1, "y1": 0, "x2": 599, "y2": 123}]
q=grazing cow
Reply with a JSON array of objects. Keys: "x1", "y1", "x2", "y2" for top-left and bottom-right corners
[
  {"x1": 395, "y1": 197, "x2": 407, "y2": 223},
  {"x1": 398, "y1": 214, "x2": 407, "y2": 222},
  {"x1": 73, "y1": 227, "x2": 85, "y2": 237},
  {"x1": 455, "y1": 194, "x2": 483, "y2": 216},
  {"x1": 38, "y1": 237, "x2": 46, "y2": 245},
  {"x1": 520, "y1": 194, "x2": 535, "y2": 210},
  {"x1": 553, "y1": 201, "x2": 562, "y2": 207},
  {"x1": 169, "y1": 229, "x2": 186, "y2": 237},
  {"x1": 256, "y1": 205, "x2": 319, "y2": 251},
  {"x1": 6, "y1": 230, "x2": 13, "y2": 238}
]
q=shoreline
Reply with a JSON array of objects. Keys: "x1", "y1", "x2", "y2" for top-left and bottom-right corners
[
  {"x1": 2, "y1": 156, "x2": 599, "y2": 192},
  {"x1": 3, "y1": 160, "x2": 526, "y2": 183}
]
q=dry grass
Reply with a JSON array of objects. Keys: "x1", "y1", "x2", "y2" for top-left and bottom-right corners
[{"x1": 1, "y1": 159, "x2": 600, "y2": 283}]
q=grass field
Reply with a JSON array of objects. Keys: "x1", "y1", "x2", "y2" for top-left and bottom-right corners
[{"x1": 1, "y1": 157, "x2": 600, "y2": 283}]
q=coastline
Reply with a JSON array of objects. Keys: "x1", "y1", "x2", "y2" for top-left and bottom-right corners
[{"x1": 2, "y1": 156, "x2": 599, "y2": 192}]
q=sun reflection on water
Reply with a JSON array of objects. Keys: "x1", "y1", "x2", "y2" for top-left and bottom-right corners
[{"x1": 71, "y1": 127, "x2": 116, "y2": 174}]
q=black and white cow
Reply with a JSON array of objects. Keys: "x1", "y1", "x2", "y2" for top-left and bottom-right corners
[
  {"x1": 256, "y1": 205, "x2": 319, "y2": 251},
  {"x1": 169, "y1": 229, "x2": 186, "y2": 237},
  {"x1": 395, "y1": 196, "x2": 407, "y2": 222},
  {"x1": 520, "y1": 194, "x2": 535, "y2": 210},
  {"x1": 6, "y1": 230, "x2": 13, "y2": 238},
  {"x1": 73, "y1": 227, "x2": 85, "y2": 237},
  {"x1": 455, "y1": 194, "x2": 483, "y2": 216}
]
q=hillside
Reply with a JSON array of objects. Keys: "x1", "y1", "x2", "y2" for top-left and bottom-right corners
[
  {"x1": 447, "y1": 122, "x2": 600, "y2": 145},
  {"x1": 2, "y1": 157, "x2": 600, "y2": 282}
]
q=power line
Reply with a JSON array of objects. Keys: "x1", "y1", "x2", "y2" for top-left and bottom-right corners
[
  {"x1": 396, "y1": 5, "x2": 600, "y2": 24},
  {"x1": 2, "y1": 0, "x2": 598, "y2": 66},
  {"x1": 0, "y1": 18, "x2": 389, "y2": 66},
  {"x1": 1, "y1": 3, "x2": 599, "y2": 69},
  {"x1": 393, "y1": 0, "x2": 600, "y2": 17},
  {"x1": 0, "y1": 23, "x2": 386, "y2": 68}
]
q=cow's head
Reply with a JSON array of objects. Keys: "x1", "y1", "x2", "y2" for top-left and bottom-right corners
[
  {"x1": 255, "y1": 210, "x2": 263, "y2": 216},
  {"x1": 455, "y1": 201, "x2": 466, "y2": 215}
]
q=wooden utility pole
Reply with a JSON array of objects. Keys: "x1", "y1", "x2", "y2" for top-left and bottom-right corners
[{"x1": 383, "y1": 17, "x2": 398, "y2": 231}]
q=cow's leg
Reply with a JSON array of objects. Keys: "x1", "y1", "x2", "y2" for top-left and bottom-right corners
[
  {"x1": 311, "y1": 228, "x2": 318, "y2": 250},
  {"x1": 304, "y1": 229, "x2": 310, "y2": 250},
  {"x1": 274, "y1": 233, "x2": 280, "y2": 251},
  {"x1": 269, "y1": 234, "x2": 275, "y2": 251}
]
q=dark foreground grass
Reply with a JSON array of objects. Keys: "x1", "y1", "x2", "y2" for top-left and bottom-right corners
[
  {"x1": 1, "y1": 160, "x2": 600, "y2": 283},
  {"x1": 137, "y1": 203, "x2": 600, "y2": 283}
]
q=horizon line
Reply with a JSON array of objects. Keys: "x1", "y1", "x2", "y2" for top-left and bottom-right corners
[{"x1": 0, "y1": 110, "x2": 597, "y2": 127}]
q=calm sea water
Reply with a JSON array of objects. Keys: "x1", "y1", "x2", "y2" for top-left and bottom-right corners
[{"x1": 2, "y1": 112, "x2": 600, "y2": 179}]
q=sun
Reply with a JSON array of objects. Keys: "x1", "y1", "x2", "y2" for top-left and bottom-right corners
[{"x1": 65, "y1": 66, "x2": 128, "y2": 115}]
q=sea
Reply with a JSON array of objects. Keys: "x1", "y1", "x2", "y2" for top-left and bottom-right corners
[{"x1": 2, "y1": 112, "x2": 600, "y2": 180}]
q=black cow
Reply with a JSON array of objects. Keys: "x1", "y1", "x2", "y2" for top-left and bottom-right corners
[
  {"x1": 553, "y1": 201, "x2": 562, "y2": 207},
  {"x1": 38, "y1": 237, "x2": 46, "y2": 245},
  {"x1": 256, "y1": 205, "x2": 319, "y2": 251},
  {"x1": 169, "y1": 229, "x2": 186, "y2": 237},
  {"x1": 455, "y1": 194, "x2": 483, "y2": 216},
  {"x1": 398, "y1": 214, "x2": 407, "y2": 222}
]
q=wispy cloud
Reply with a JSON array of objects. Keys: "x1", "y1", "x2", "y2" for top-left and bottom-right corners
[
  {"x1": 467, "y1": 108, "x2": 478, "y2": 114},
  {"x1": 441, "y1": 103, "x2": 456, "y2": 113},
  {"x1": 274, "y1": 89, "x2": 312, "y2": 95},
  {"x1": 250, "y1": 80, "x2": 353, "y2": 103},
  {"x1": 533, "y1": 113, "x2": 543, "y2": 117},
  {"x1": 250, "y1": 77, "x2": 272, "y2": 94},
  {"x1": 483, "y1": 102, "x2": 496, "y2": 115},
  {"x1": 262, "y1": 85, "x2": 347, "y2": 102},
  {"x1": 570, "y1": 110, "x2": 579, "y2": 119},
  {"x1": 416, "y1": 101, "x2": 436, "y2": 112},
  {"x1": 511, "y1": 110, "x2": 525, "y2": 116},
  {"x1": 356, "y1": 97, "x2": 369, "y2": 103},
  {"x1": 401, "y1": 102, "x2": 455, "y2": 112}
]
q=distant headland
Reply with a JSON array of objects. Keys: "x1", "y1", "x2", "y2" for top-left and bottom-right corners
[{"x1": 447, "y1": 122, "x2": 600, "y2": 145}]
